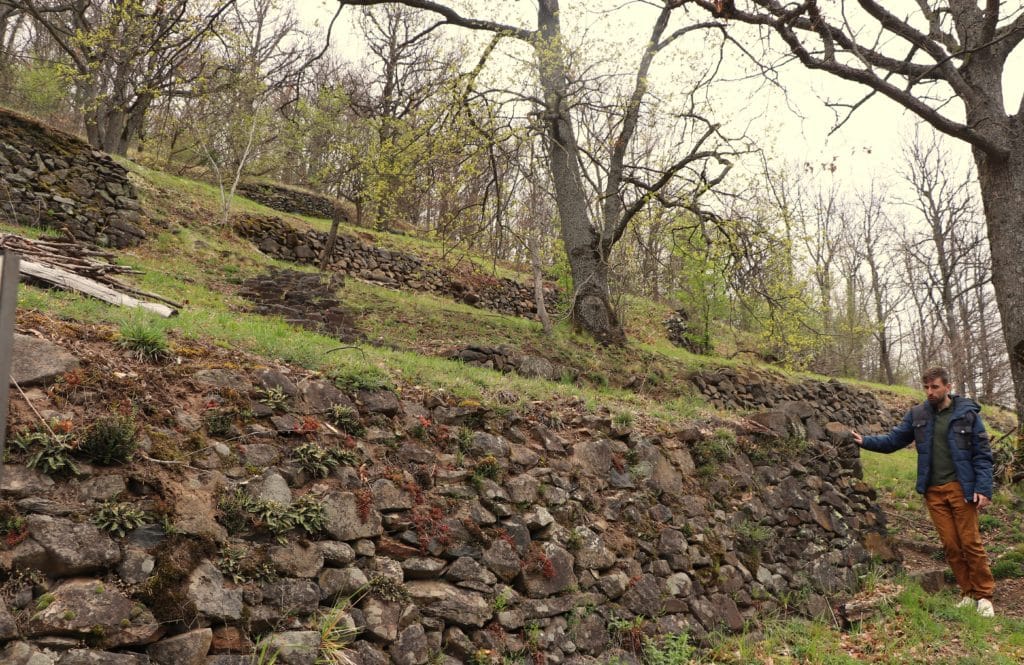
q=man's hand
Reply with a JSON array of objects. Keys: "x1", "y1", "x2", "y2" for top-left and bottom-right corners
[
  {"x1": 974, "y1": 493, "x2": 991, "y2": 510},
  {"x1": 851, "y1": 431, "x2": 863, "y2": 446}
]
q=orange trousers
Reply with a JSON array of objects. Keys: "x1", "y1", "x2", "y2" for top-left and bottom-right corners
[{"x1": 924, "y1": 481, "x2": 995, "y2": 601}]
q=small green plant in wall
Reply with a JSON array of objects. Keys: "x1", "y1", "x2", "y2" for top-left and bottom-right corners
[
  {"x1": 25, "y1": 430, "x2": 79, "y2": 477},
  {"x1": 79, "y1": 415, "x2": 137, "y2": 465},
  {"x1": 92, "y1": 500, "x2": 146, "y2": 537},
  {"x1": 258, "y1": 386, "x2": 289, "y2": 412}
]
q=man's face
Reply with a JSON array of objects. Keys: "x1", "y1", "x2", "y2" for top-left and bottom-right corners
[{"x1": 924, "y1": 378, "x2": 951, "y2": 407}]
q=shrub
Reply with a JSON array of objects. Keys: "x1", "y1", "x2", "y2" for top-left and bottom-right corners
[
  {"x1": 203, "y1": 409, "x2": 235, "y2": 438},
  {"x1": 92, "y1": 500, "x2": 146, "y2": 537},
  {"x1": 217, "y1": 489, "x2": 255, "y2": 533},
  {"x1": 643, "y1": 633, "x2": 696, "y2": 664},
  {"x1": 216, "y1": 489, "x2": 328, "y2": 543},
  {"x1": 472, "y1": 455, "x2": 501, "y2": 485},
  {"x1": 80, "y1": 416, "x2": 137, "y2": 465},
  {"x1": 218, "y1": 545, "x2": 275, "y2": 584},
  {"x1": 257, "y1": 387, "x2": 289, "y2": 412},
  {"x1": 368, "y1": 575, "x2": 410, "y2": 603},
  {"x1": 978, "y1": 513, "x2": 1000, "y2": 533},
  {"x1": 117, "y1": 320, "x2": 171, "y2": 362},
  {"x1": 315, "y1": 595, "x2": 361, "y2": 665},
  {"x1": 692, "y1": 428, "x2": 735, "y2": 468},
  {"x1": 11, "y1": 427, "x2": 48, "y2": 453},
  {"x1": 0, "y1": 501, "x2": 28, "y2": 548},
  {"x1": 612, "y1": 412, "x2": 634, "y2": 428},
  {"x1": 289, "y1": 495, "x2": 327, "y2": 535}
]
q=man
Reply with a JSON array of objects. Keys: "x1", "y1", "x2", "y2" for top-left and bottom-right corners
[{"x1": 852, "y1": 366, "x2": 996, "y2": 617}]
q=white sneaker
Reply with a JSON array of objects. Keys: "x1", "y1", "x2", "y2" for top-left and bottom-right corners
[
  {"x1": 956, "y1": 596, "x2": 976, "y2": 609},
  {"x1": 977, "y1": 598, "x2": 995, "y2": 617}
]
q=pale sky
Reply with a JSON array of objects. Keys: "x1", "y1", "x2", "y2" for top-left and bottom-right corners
[{"x1": 300, "y1": 1, "x2": 1023, "y2": 194}]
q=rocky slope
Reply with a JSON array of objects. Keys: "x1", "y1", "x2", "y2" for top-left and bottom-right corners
[
  {"x1": 0, "y1": 112, "x2": 922, "y2": 664},
  {"x1": 0, "y1": 310, "x2": 902, "y2": 665}
]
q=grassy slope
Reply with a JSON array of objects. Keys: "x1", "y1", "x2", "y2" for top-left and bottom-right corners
[{"x1": 10, "y1": 159, "x2": 1024, "y2": 663}]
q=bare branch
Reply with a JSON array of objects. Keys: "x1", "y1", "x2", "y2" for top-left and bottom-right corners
[{"x1": 338, "y1": 0, "x2": 535, "y2": 41}]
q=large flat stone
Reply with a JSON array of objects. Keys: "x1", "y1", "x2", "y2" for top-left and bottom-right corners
[
  {"x1": 23, "y1": 515, "x2": 121, "y2": 577},
  {"x1": 10, "y1": 334, "x2": 79, "y2": 387},
  {"x1": 28, "y1": 579, "x2": 162, "y2": 648},
  {"x1": 322, "y1": 491, "x2": 382, "y2": 541},
  {"x1": 405, "y1": 581, "x2": 491, "y2": 627}
]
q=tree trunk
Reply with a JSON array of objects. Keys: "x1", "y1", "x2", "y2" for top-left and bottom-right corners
[
  {"x1": 957, "y1": 290, "x2": 978, "y2": 398},
  {"x1": 535, "y1": 0, "x2": 624, "y2": 345},
  {"x1": 81, "y1": 92, "x2": 150, "y2": 156},
  {"x1": 865, "y1": 244, "x2": 894, "y2": 384},
  {"x1": 932, "y1": 221, "x2": 968, "y2": 395},
  {"x1": 974, "y1": 143, "x2": 1024, "y2": 420},
  {"x1": 321, "y1": 202, "x2": 345, "y2": 270},
  {"x1": 974, "y1": 266, "x2": 997, "y2": 403},
  {"x1": 528, "y1": 234, "x2": 552, "y2": 335}
]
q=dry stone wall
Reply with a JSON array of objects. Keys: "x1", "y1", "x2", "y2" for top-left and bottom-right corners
[
  {"x1": 1, "y1": 330, "x2": 899, "y2": 665},
  {"x1": 234, "y1": 214, "x2": 559, "y2": 321},
  {"x1": 235, "y1": 181, "x2": 341, "y2": 220},
  {"x1": 692, "y1": 367, "x2": 910, "y2": 431},
  {"x1": 448, "y1": 344, "x2": 570, "y2": 383},
  {"x1": 0, "y1": 108, "x2": 146, "y2": 248}
]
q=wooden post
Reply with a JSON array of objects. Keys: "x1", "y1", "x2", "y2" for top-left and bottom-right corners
[{"x1": 0, "y1": 250, "x2": 20, "y2": 486}]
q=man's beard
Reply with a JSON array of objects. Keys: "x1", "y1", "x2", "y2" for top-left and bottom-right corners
[{"x1": 927, "y1": 394, "x2": 945, "y2": 405}]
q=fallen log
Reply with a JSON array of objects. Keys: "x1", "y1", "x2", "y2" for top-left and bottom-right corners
[{"x1": 20, "y1": 259, "x2": 177, "y2": 317}]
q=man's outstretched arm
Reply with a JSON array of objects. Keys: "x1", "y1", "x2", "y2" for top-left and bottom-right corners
[{"x1": 853, "y1": 410, "x2": 916, "y2": 453}]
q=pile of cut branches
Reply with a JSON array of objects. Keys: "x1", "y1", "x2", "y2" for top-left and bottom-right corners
[{"x1": 0, "y1": 233, "x2": 181, "y2": 317}]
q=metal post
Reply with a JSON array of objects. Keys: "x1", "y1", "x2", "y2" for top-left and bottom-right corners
[{"x1": 0, "y1": 250, "x2": 21, "y2": 486}]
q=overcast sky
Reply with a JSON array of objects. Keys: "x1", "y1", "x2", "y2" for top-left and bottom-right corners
[{"x1": 300, "y1": 1, "x2": 1024, "y2": 196}]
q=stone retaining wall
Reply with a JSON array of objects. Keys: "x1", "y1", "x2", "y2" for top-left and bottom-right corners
[
  {"x1": 1, "y1": 335, "x2": 898, "y2": 663},
  {"x1": 234, "y1": 214, "x2": 560, "y2": 321},
  {"x1": 0, "y1": 108, "x2": 146, "y2": 247},
  {"x1": 692, "y1": 367, "x2": 910, "y2": 429},
  {"x1": 235, "y1": 181, "x2": 342, "y2": 220}
]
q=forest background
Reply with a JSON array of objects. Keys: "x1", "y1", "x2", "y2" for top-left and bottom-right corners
[{"x1": 0, "y1": 0, "x2": 1022, "y2": 412}]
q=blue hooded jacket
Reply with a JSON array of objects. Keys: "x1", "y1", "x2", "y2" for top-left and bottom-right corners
[{"x1": 860, "y1": 395, "x2": 993, "y2": 499}]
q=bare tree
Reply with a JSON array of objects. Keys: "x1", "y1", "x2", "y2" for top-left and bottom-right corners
[
  {"x1": 0, "y1": 5, "x2": 23, "y2": 74},
  {"x1": 336, "y1": 0, "x2": 737, "y2": 345},
  {"x1": 854, "y1": 183, "x2": 899, "y2": 384},
  {"x1": 0, "y1": 0, "x2": 236, "y2": 154},
  {"x1": 679, "y1": 0, "x2": 1024, "y2": 417},
  {"x1": 900, "y1": 132, "x2": 984, "y2": 395}
]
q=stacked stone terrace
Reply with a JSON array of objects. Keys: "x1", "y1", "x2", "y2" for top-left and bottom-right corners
[{"x1": 0, "y1": 108, "x2": 146, "y2": 248}]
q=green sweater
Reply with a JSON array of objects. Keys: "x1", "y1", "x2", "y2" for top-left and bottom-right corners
[{"x1": 929, "y1": 404, "x2": 957, "y2": 487}]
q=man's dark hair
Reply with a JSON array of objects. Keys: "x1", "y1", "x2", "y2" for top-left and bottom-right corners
[{"x1": 922, "y1": 366, "x2": 950, "y2": 384}]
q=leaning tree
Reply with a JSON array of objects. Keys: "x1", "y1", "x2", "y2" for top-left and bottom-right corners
[
  {"x1": 336, "y1": 0, "x2": 737, "y2": 344},
  {"x1": 677, "y1": 0, "x2": 1024, "y2": 417}
]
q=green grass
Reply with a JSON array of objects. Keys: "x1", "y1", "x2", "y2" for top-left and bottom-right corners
[
  {"x1": 123, "y1": 158, "x2": 531, "y2": 282},
  {"x1": 11, "y1": 154, "x2": 1016, "y2": 442},
  {"x1": 17, "y1": 272, "x2": 707, "y2": 425},
  {"x1": 861, "y1": 447, "x2": 919, "y2": 501},
  {"x1": 697, "y1": 581, "x2": 1024, "y2": 664},
  {"x1": 0, "y1": 220, "x2": 64, "y2": 239}
]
